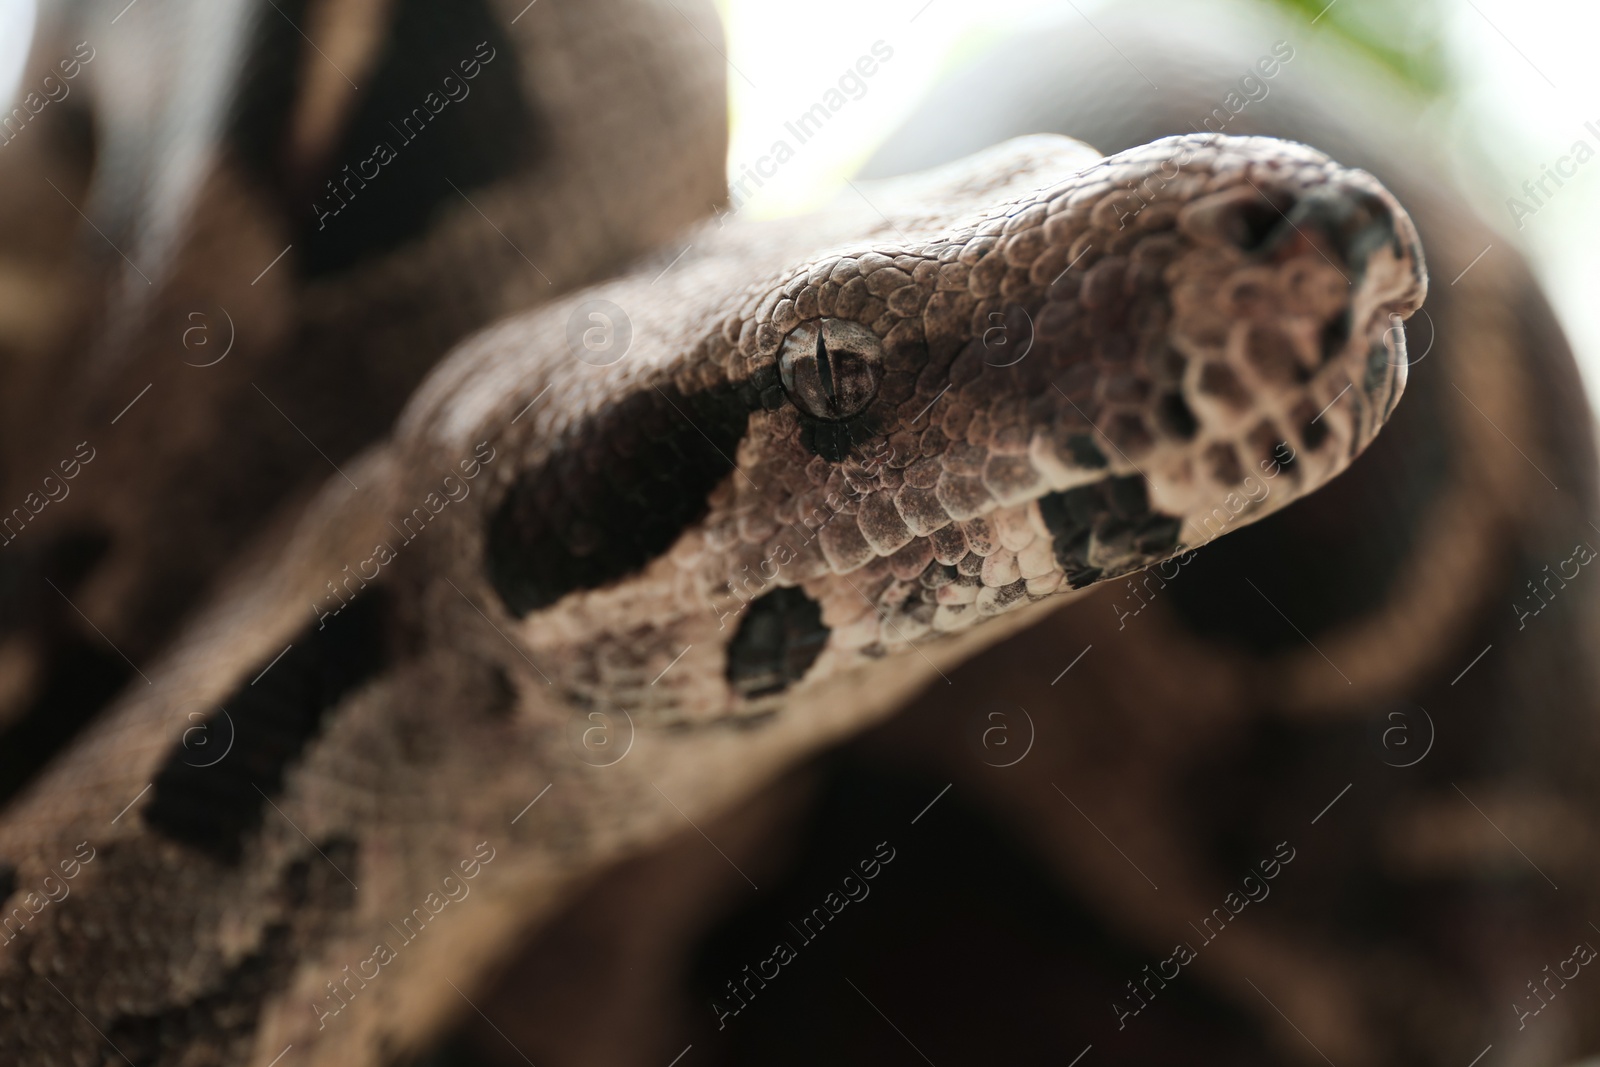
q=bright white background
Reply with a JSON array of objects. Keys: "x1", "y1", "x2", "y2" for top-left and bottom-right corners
[
  {"x1": 1, "y1": 0, "x2": 1595, "y2": 393},
  {"x1": 714, "y1": 0, "x2": 1600, "y2": 400}
]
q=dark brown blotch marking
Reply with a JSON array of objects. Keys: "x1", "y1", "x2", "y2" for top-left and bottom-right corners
[
  {"x1": 1103, "y1": 412, "x2": 1154, "y2": 455},
  {"x1": 0, "y1": 529, "x2": 125, "y2": 809},
  {"x1": 488, "y1": 379, "x2": 763, "y2": 616},
  {"x1": 800, "y1": 410, "x2": 884, "y2": 463},
  {"x1": 1297, "y1": 397, "x2": 1331, "y2": 452},
  {"x1": 726, "y1": 587, "x2": 830, "y2": 698},
  {"x1": 1157, "y1": 391, "x2": 1199, "y2": 440},
  {"x1": 284, "y1": 0, "x2": 541, "y2": 277},
  {"x1": 1063, "y1": 433, "x2": 1109, "y2": 470},
  {"x1": 105, "y1": 839, "x2": 359, "y2": 1060},
  {"x1": 1281, "y1": 187, "x2": 1399, "y2": 281},
  {"x1": 1038, "y1": 474, "x2": 1183, "y2": 588},
  {"x1": 144, "y1": 592, "x2": 391, "y2": 863}
]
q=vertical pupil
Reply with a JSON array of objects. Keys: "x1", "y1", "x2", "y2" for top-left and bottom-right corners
[{"x1": 814, "y1": 328, "x2": 837, "y2": 416}]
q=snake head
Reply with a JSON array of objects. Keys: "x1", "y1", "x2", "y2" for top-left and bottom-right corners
[{"x1": 466, "y1": 132, "x2": 1425, "y2": 722}]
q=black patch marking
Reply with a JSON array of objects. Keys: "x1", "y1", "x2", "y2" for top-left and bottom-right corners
[
  {"x1": 300, "y1": 0, "x2": 539, "y2": 276},
  {"x1": 1064, "y1": 434, "x2": 1109, "y2": 469},
  {"x1": 0, "y1": 863, "x2": 14, "y2": 902},
  {"x1": 1233, "y1": 192, "x2": 1295, "y2": 252},
  {"x1": 0, "y1": 637, "x2": 125, "y2": 809},
  {"x1": 105, "y1": 839, "x2": 358, "y2": 1060},
  {"x1": 221, "y1": 0, "x2": 307, "y2": 183},
  {"x1": 726, "y1": 587, "x2": 829, "y2": 698},
  {"x1": 143, "y1": 593, "x2": 391, "y2": 862},
  {"x1": 1038, "y1": 475, "x2": 1183, "y2": 588},
  {"x1": 799, "y1": 411, "x2": 883, "y2": 463},
  {"x1": 1157, "y1": 392, "x2": 1199, "y2": 440},
  {"x1": 226, "y1": 0, "x2": 542, "y2": 278},
  {"x1": 1277, "y1": 442, "x2": 1300, "y2": 476},
  {"x1": 1269, "y1": 188, "x2": 1397, "y2": 283},
  {"x1": 0, "y1": 530, "x2": 129, "y2": 808},
  {"x1": 488, "y1": 381, "x2": 759, "y2": 617},
  {"x1": 1302, "y1": 414, "x2": 1330, "y2": 452}
]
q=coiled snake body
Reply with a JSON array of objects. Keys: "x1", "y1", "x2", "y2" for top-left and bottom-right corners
[{"x1": 5, "y1": 1, "x2": 1583, "y2": 1065}]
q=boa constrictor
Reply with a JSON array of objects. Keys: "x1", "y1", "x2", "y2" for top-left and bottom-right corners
[{"x1": 3, "y1": 1, "x2": 1544, "y2": 1065}]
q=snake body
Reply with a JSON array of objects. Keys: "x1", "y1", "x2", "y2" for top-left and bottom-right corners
[{"x1": 0, "y1": 2, "x2": 1481, "y2": 1065}]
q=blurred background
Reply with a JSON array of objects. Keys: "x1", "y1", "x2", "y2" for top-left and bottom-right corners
[{"x1": 2, "y1": 0, "x2": 1594, "y2": 384}]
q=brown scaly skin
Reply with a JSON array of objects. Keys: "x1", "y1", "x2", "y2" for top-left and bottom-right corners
[
  {"x1": 439, "y1": 5, "x2": 1600, "y2": 1067},
  {"x1": 0, "y1": 112, "x2": 1423, "y2": 1066}
]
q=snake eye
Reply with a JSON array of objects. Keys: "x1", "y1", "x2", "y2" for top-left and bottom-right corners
[{"x1": 778, "y1": 319, "x2": 882, "y2": 421}]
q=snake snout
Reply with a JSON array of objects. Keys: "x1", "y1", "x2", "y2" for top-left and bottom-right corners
[{"x1": 1185, "y1": 162, "x2": 1425, "y2": 317}]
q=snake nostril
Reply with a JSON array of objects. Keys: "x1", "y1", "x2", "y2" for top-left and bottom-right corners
[
  {"x1": 1233, "y1": 195, "x2": 1294, "y2": 252},
  {"x1": 1335, "y1": 195, "x2": 1398, "y2": 276},
  {"x1": 1178, "y1": 185, "x2": 1295, "y2": 253},
  {"x1": 1279, "y1": 187, "x2": 1398, "y2": 276}
]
